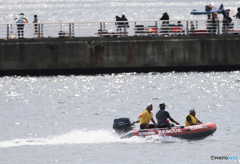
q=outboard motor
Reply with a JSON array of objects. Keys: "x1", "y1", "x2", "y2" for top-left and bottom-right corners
[{"x1": 113, "y1": 117, "x2": 134, "y2": 135}]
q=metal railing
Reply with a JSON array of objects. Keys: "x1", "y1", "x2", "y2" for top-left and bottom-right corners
[{"x1": 0, "y1": 19, "x2": 240, "y2": 39}]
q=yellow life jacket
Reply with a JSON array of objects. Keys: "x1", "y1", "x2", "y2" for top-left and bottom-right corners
[
  {"x1": 185, "y1": 114, "x2": 198, "y2": 126},
  {"x1": 140, "y1": 110, "x2": 153, "y2": 125}
]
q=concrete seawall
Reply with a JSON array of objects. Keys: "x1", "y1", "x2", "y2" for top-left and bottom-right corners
[{"x1": 0, "y1": 35, "x2": 240, "y2": 76}]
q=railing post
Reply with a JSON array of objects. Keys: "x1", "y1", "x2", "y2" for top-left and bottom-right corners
[
  {"x1": 227, "y1": 24, "x2": 229, "y2": 35},
  {"x1": 134, "y1": 22, "x2": 136, "y2": 36},
  {"x1": 217, "y1": 21, "x2": 220, "y2": 35},
  {"x1": 103, "y1": 22, "x2": 105, "y2": 30},
  {"x1": 124, "y1": 22, "x2": 126, "y2": 37},
  {"x1": 100, "y1": 22, "x2": 103, "y2": 38},
  {"x1": 41, "y1": 24, "x2": 43, "y2": 37},
  {"x1": 155, "y1": 21, "x2": 158, "y2": 36},
  {"x1": 7, "y1": 24, "x2": 9, "y2": 39},
  {"x1": 196, "y1": 21, "x2": 198, "y2": 29},
  {"x1": 186, "y1": 21, "x2": 189, "y2": 36},
  {"x1": 38, "y1": 24, "x2": 41, "y2": 38},
  {"x1": 72, "y1": 23, "x2": 74, "y2": 37},
  {"x1": 69, "y1": 23, "x2": 72, "y2": 38}
]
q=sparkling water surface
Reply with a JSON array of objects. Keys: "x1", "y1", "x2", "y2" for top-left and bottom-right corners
[
  {"x1": 0, "y1": 0, "x2": 239, "y2": 23},
  {"x1": 0, "y1": 0, "x2": 240, "y2": 163},
  {"x1": 0, "y1": 72, "x2": 240, "y2": 163}
]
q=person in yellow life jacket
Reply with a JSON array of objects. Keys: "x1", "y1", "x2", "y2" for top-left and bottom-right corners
[
  {"x1": 137, "y1": 103, "x2": 157, "y2": 129},
  {"x1": 185, "y1": 109, "x2": 203, "y2": 126}
]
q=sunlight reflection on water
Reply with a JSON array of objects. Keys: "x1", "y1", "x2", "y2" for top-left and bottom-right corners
[{"x1": 0, "y1": 0, "x2": 239, "y2": 23}]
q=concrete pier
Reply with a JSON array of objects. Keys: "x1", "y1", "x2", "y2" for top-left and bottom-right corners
[{"x1": 0, "y1": 35, "x2": 240, "y2": 76}]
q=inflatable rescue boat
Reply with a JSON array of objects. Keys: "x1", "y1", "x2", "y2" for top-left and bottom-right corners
[{"x1": 113, "y1": 117, "x2": 217, "y2": 140}]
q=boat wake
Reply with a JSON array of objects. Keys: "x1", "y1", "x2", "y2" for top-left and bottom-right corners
[{"x1": 0, "y1": 129, "x2": 182, "y2": 148}]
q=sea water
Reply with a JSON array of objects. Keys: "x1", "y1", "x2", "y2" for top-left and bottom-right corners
[
  {"x1": 0, "y1": 72, "x2": 240, "y2": 163},
  {"x1": 0, "y1": 0, "x2": 239, "y2": 23},
  {"x1": 0, "y1": 0, "x2": 240, "y2": 163}
]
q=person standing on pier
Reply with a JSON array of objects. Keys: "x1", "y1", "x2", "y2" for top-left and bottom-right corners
[
  {"x1": 160, "y1": 12, "x2": 169, "y2": 24},
  {"x1": 206, "y1": 14, "x2": 212, "y2": 33},
  {"x1": 222, "y1": 9, "x2": 232, "y2": 34},
  {"x1": 33, "y1": 15, "x2": 38, "y2": 33},
  {"x1": 115, "y1": 15, "x2": 122, "y2": 33},
  {"x1": 121, "y1": 15, "x2": 129, "y2": 32},
  {"x1": 233, "y1": 7, "x2": 240, "y2": 19},
  {"x1": 14, "y1": 13, "x2": 28, "y2": 38},
  {"x1": 211, "y1": 12, "x2": 219, "y2": 34}
]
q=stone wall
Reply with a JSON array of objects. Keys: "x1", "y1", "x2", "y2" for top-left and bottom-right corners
[{"x1": 0, "y1": 35, "x2": 239, "y2": 75}]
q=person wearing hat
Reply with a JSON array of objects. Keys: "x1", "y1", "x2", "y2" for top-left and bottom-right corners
[
  {"x1": 156, "y1": 103, "x2": 180, "y2": 128},
  {"x1": 185, "y1": 109, "x2": 203, "y2": 126},
  {"x1": 14, "y1": 13, "x2": 28, "y2": 38},
  {"x1": 137, "y1": 103, "x2": 157, "y2": 129}
]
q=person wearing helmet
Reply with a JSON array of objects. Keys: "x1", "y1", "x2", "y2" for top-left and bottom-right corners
[
  {"x1": 185, "y1": 109, "x2": 203, "y2": 126},
  {"x1": 137, "y1": 103, "x2": 157, "y2": 129}
]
